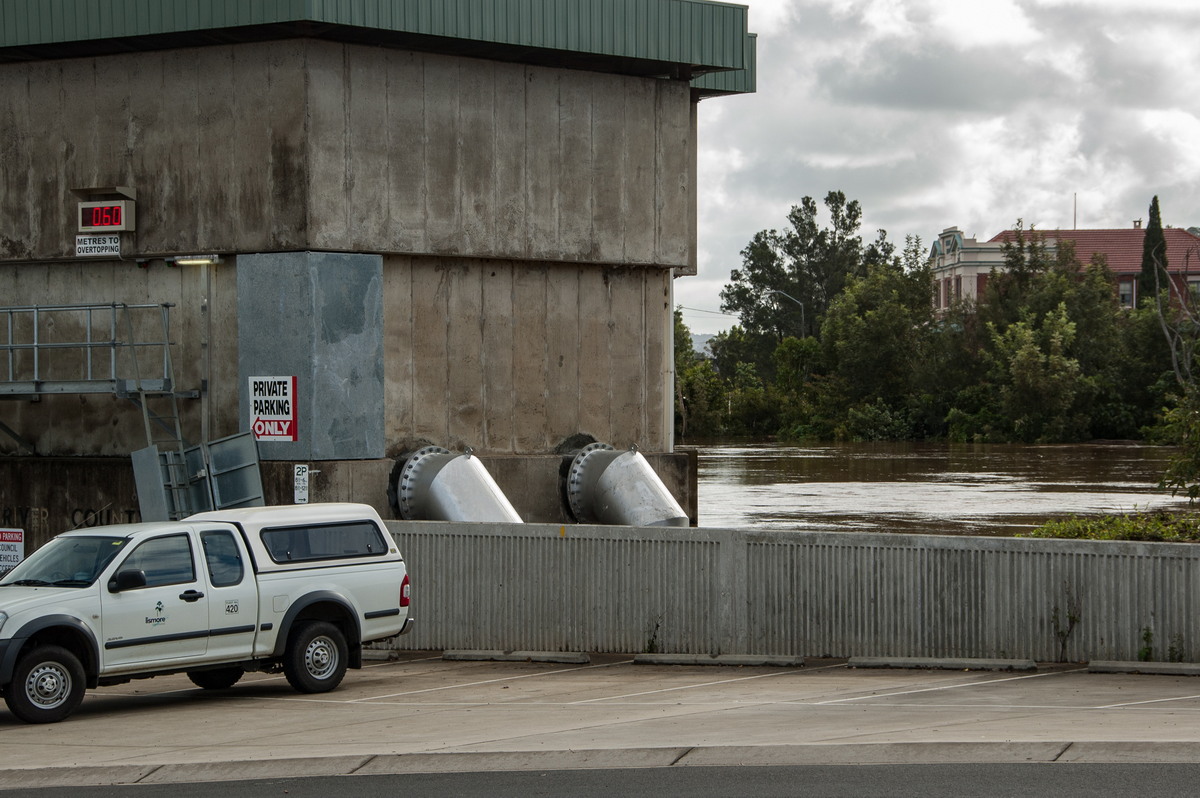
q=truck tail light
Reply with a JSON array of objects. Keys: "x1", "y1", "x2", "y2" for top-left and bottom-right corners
[{"x1": 400, "y1": 573, "x2": 411, "y2": 607}]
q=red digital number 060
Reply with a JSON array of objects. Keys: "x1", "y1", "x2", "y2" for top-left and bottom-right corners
[{"x1": 88, "y1": 205, "x2": 121, "y2": 226}]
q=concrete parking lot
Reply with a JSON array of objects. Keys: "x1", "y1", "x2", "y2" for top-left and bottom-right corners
[{"x1": 2, "y1": 652, "x2": 1200, "y2": 789}]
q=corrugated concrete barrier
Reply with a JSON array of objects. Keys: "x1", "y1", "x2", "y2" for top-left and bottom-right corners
[{"x1": 385, "y1": 521, "x2": 1200, "y2": 662}]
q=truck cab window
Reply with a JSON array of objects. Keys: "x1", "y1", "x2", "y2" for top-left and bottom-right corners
[
  {"x1": 201, "y1": 530, "x2": 245, "y2": 587},
  {"x1": 120, "y1": 535, "x2": 195, "y2": 587}
]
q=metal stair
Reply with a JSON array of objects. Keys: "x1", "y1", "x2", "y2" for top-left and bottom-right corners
[
  {"x1": 1, "y1": 302, "x2": 200, "y2": 517},
  {"x1": 120, "y1": 304, "x2": 193, "y2": 518}
]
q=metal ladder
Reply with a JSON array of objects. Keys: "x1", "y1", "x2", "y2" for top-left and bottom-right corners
[{"x1": 121, "y1": 304, "x2": 194, "y2": 518}]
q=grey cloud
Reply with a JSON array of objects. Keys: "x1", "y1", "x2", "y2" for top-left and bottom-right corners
[
  {"x1": 1024, "y1": 3, "x2": 1200, "y2": 108},
  {"x1": 817, "y1": 44, "x2": 1065, "y2": 112}
]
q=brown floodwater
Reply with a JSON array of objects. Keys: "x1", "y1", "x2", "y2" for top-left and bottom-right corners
[{"x1": 694, "y1": 441, "x2": 1192, "y2": 536}]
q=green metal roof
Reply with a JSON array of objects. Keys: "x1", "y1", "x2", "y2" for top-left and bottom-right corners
[
  {"x1": 0, "y1": 0, "x2": 756, "y2": 95},
  {"x1": 690, "y1": 30, "x2": 754, "y2": 96}
]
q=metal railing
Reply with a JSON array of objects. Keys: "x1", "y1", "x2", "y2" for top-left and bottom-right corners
[{"x1": 0, "y1": 302, "x2": 176, "y2": 396}]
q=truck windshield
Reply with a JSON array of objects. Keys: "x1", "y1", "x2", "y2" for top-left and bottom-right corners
[{"x1": 0, "y1": 536, "x2": 129, "y2": 588}]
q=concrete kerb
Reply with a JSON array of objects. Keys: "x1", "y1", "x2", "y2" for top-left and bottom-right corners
[
  {"x1": 1088, "y1": 660, "x2": 1200, "y2": 676},
  {"x1": 633, "y1": 653, "x2": 806, "y2": 667},
  {"x1": 8, "y1": 742, "x2": 1200, "y2": 790},
  {"x1": 848, "y1": 656, "x2": 1039, "y2": 672}
]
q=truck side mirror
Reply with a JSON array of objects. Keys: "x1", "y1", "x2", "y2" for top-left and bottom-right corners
[{"x1": 108, "y1": 569, "x2": 147, "y2": 592}]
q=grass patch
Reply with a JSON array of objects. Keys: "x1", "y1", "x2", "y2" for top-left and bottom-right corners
[{"x1": 1025, "y1": 512, "x2": 1200, "y2": 543}]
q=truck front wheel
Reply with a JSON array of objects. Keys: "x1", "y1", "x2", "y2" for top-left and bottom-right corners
[
  {"x1": 283, "y1": 621, "x2": 348, "y2": 693},
  {"x1": 5, "y1": 645, "x2": 86, "y2": 723}
]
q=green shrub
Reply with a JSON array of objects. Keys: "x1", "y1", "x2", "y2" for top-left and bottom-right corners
[{"x1": 1025, "y1": 512, "x2": 1200, "y2": 542}]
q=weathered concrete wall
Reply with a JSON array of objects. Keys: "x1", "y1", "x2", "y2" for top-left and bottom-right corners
[
  {"x1": 1, "y1": 39, "x2": 689, "y2": 458},
  {"x1": 298, "y1": 43, "x2": 692, "y2": 267},
  {"x1": 0, "y1": 37, "x2": 694, "y2": 510},
  {"x1": 0, "y1": 458, "x2": 142, "y2": 551},
  {"x1": 384, "y1": 255, "x2": 672, "y2": 455},
  {"x1": 0, "y1": 40, "x2": 692, "y2": 267},
  {"x1": 0, "y1": 41, "x2": 310, "y2": 259},
  {"x1": 1, "y1": 251, "x2": 673, "y2": 457},
  {"x1": 0, "y1": 259, "x2": 240, "y2": 455}
]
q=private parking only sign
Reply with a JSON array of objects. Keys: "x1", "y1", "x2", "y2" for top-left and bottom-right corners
[{"x1": 249, "y1": 375, "x2": 298, "y2": 442}]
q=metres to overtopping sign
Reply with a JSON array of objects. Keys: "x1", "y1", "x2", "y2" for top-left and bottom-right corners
[
  {"x1": 249, "y1": 376, "x2": 298, "y2": 442},
  {"x1": 75, "y1": 234, "x2": 120, "y2": 257}
]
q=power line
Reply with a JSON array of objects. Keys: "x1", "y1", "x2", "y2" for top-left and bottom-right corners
[{"x1": 678, "y1": 305, "x2": 739, "y2": 318}]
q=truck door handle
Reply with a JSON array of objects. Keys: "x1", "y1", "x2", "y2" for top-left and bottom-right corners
[{"x1": 179, "y1": 590, "x2": 205, "y2": 602}]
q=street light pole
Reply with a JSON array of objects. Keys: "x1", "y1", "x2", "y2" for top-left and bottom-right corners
[{"x1": 766, "y1": 289, "x2": 806, "y2": 337}]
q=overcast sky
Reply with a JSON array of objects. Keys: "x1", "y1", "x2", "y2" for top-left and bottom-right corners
[{"x1": 681, "y1": 0, "x2": 1200, "y2": 334}]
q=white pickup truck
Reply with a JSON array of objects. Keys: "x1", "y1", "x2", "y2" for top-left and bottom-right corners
[{"x1": 0, "y1": 503, "x2": 412, "y2": 723}]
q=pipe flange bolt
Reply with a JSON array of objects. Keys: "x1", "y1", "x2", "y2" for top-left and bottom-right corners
[
  {"x1": 567, "y1": 442, "x2": 615, "y2": 522},
  {"x1": 397, "y1": 445, "x2": 451, "y2": 520}
]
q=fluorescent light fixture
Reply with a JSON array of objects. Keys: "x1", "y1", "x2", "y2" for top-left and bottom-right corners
[{"x1": 172, "y1": 254, "x2": 223, "y2": 266}]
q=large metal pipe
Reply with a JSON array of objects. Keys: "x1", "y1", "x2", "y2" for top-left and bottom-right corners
[
  {"x1": 394, "y1": 446, "x2": 523, "y2": 523},
  {"x1": 566, "y1": 442, "x2": 688, "y2": 527}
]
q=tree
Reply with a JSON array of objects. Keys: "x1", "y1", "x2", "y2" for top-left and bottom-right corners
[
  {"x1": 988, "y1": 303, "x2": 1087, "y2": 442},
  {"x1": 820, "y1": 257, "x2": 933, "y2": 407},
  {"x1": 673, "y1": 308, "x2": 726, "y2": 439},
  {"x1": 979, "y1": 221, "x2": 1056, "y2": 332},
  {"x1": 1139, "y1": 195, "x2": 1168, "y2": 308},
  {"x1": 1146, "y1": 197, "x2": 1200, "y2": 391},
  {"x1": 1159, "y1": 388, "x2": 1200, "y2": 501},
  {"x1": 935, "y1": 222, "x2": 1169, "y2": 443},
  {"x1": 720, "y1": 191, "x2": 882, "y2": 346},
  {"x1": 1144, "y1": 196, "x2": 1200, "y2": 498},
  {"x1": 673, "y1": 308, "x2": 697, "y2": 437}
]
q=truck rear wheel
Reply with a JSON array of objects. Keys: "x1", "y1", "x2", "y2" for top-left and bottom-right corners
[
  {"x1": 283, "y1": 621, "x2": 348, "y2": 693},
  {"x1": 187, "y1": 667, "x2": 244, "y2": 690},
  {"x1": 5, "y1": 645, "x2": 86, "y2": 724}
]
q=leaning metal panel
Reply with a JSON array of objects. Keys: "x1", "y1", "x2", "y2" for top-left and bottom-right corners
[
  {"x1": 131, "y1": 445, "x2": 172, "y2": 522},
  {"x1": 133, "y1": 433, "x2": 263, "y2": 522},
  {"x1": 204, "y1": 432, "x2": 265, "y2": 510}
]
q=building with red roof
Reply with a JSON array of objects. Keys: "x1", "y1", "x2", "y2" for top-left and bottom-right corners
[{"x1": 930, "y1": 223, "x2": 1200, "y2": 310}]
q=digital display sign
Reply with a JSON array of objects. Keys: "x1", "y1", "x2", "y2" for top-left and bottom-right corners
[{"x1": 78, "y1": 200, "x2": 134, "y2": 232}]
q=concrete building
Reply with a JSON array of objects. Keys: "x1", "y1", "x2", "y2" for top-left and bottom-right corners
[
  {"x1": 928, "y1": 227, "x2": 1004, "y2": 309},
  {"x1": 930, "y1": 223, "x2": 1200, "y2": 310},
  {"x1": 0, "y1": 1, "x2": 757, "y2": 540}
]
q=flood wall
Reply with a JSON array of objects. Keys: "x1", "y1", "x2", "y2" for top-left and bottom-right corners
[{"x1": 385, "y1": 521, "x2": 1198, "y2": 663}]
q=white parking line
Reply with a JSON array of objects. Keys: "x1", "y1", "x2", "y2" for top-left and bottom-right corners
[
  {"x1": 814, "y1": 668, "x2": 1088, "y2": 704},
  {"x1": 567, "y1": 664, "x2": 848, "y2": 704},
  {"x1": 349, "y1": 658, "x2": 635, "y2": 701},
  {"x1": 1096, "y1": 693, "x2": 1200, "y2": 709}
]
